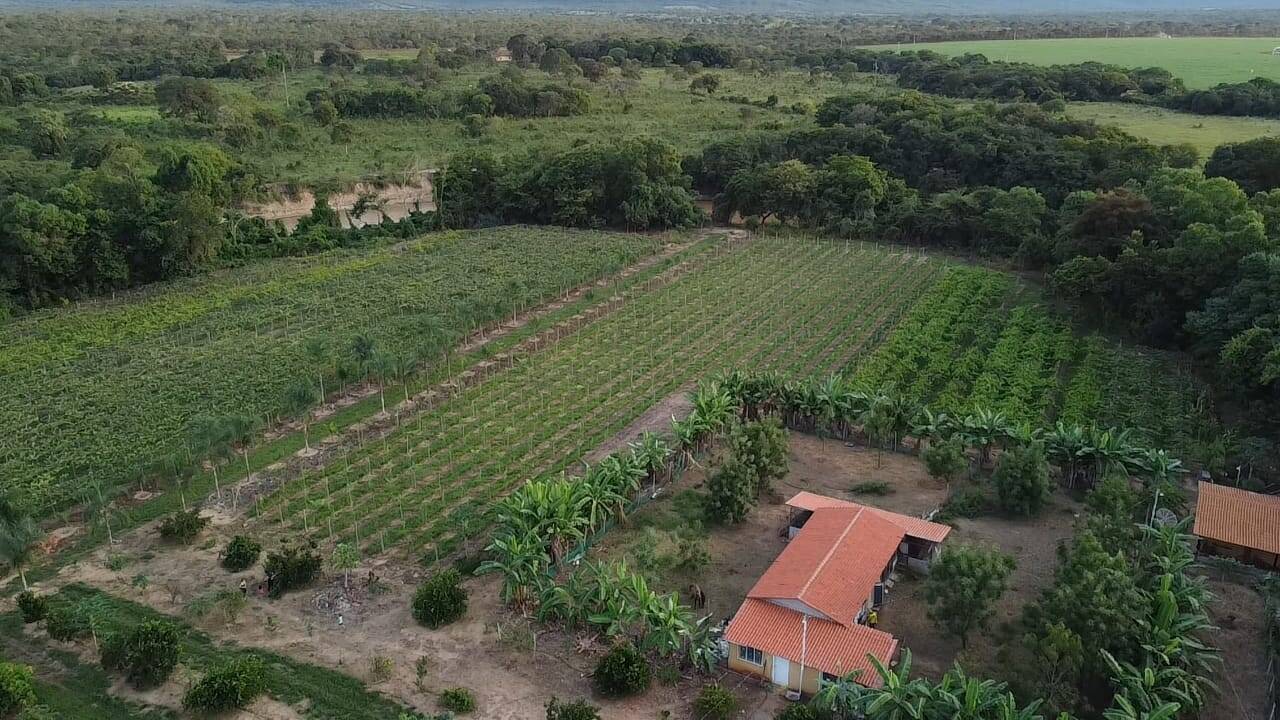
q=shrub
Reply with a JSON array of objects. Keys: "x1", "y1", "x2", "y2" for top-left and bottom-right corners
[
  {"x1": 370, "y1": 656, "x2": 394, "y2": 683},
  {"x1": 705, "y1": 456, "x2": 757, "y2": 524},
  {"x1": 99, "y1": 631, "x2": 127, "y2": 673},
  {"x1": 922, "y1": 439, "x2": 968, "y2": 482},
  {"x1": 183, "y1": 656, "x2": 268, "y2": 713},
  {"x1": 43, "y1": 605, "x2": 88, "y2": 642},
  {"x1": 693, "y1": 684, "x2": 737, "y2": 720},
  {"x1": 263, "y1": 542, "x2": 323, "y2": 598},
  {"x1": 221, "y1": 536, "x2": 262, "y2": 572},
  {"x1": 925, "y1": 544, "x2": 1015, "y2": 648},
  {"x1": 546, "y1": 697, "x2": 601, "y2": 720},
  {"x1": 936, "y1": 486, "x2": 989, "y2": 523},
  {"x1": 592, "y1": 642, "x2": 650, "y2": 698},
  {"x1": 439, "y1": 687, "x2": 476, "y2": 713},
  {"x1": 673, "y1": 532, "x2": 710, "y2": 573},
  {"x1": 16, "y1": 592, "x2": 47, "y2": 623},
  {"x1": 849, "y1": 481, "x2": 892, "y2": 496},
  {"x1": 16, "y1": 704, "x2": 56, "y2": 720},
  {"x1": 123, "y1": 620, "x2": 181, "y2": 689},
  {"x1": 158, "y1": 510, "x2": 209, "y2": 544},
  {"x1": 656, "y1": 664, "x2": 682, "y2": 686},
  {"x1": 0, "y1": 662, "x2": 36, "y2": 716},
  {"x1": 775, "y1": 705, "x2": 819, "y2": 720},
  {"x1": 992, "y1": 441, "x2": 1052, "y2": 517},
  {"x1": 730, "y1": 417, "x2": 789, "y2": 494},
  {"x1": 412, "y1": 569, "x2": 468, "y2": 628}
]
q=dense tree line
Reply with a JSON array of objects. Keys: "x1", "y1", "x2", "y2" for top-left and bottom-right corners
[
  {"x1": 305, "y1": 70, "x2": 589, "y2": 121},
  {"x1": 436, "y1": 138, "x2": 701, "y2": 231},
  {"x1": 1206, "y1": 136, "x2": 1280, "y2": 194},
  {"x1": 1168, "y1": 77, "x2": 1280, "y2": 118},
  {"x1": 689, "y1": 91, "x2": 1190, "y2": 207}
]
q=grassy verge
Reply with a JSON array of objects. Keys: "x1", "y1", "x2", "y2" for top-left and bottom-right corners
[
  {"x1": 0, "y1": 611, "x2": 173, "y2": 719},
  {"x1": 2, "y1": 584, "x2": 410, "y2": 720}
]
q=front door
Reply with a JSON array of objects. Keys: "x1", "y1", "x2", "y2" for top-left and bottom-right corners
[{"x1": 771, "y1": 656, "x2": 791, "y2": 687}]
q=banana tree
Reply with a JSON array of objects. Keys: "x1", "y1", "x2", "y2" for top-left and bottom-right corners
[
  {"x1": 628, "y1": 432, "x2": 673, "y2": 491},
  {"x1": 682, "y1": 614, "x2": 718, "y2": 675},
  {"x1": 478, "y1": 532, "x2": 547, "y2": 609},
  {"x1": 79, "y1": 479, "x2": 116, "y2": 545},
  {"x1": 670, "y1": 415, "x2": 701, "y2": 470},
  {"x1": 576, "y1": 474, "x2": 623, "y2": 534},
  {"x1": 1101, "y1": 696, "x2": 1179, "y2": 720},
  {"x1": 957, "y1": 408, "x2": 1011, "y2": 473},
  {"x1": 641, "y1": 593, "x2": 692, "y2": 657},
  {"x1": 1045, "y1": 422, "x2": 1091, "y2": 487},
  {"x1": 1101, "y1": 651, "x2": 1194, "y2": 719},
  {"x1": 911, "y1": 407, "x2": 956, "y2": 449}
]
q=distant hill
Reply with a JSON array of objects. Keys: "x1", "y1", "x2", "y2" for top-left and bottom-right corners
[{"x1": 12, "y1": 0, "x2": 1280, "y2": 15}]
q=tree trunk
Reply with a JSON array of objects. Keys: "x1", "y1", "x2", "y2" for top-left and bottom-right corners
[{"x1": 19, "y1": 567, "x2": 28, "y2": 591}]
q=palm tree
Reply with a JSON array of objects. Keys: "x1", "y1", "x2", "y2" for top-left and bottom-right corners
[
  {"x1": 0, "y1": 511, "x2": 42, "y2": 590},
  {"x1": 304, "y1": 337, "x2": 331, "y2": 401},
  {"x1": 284, "y1": 380, "x2": 320, "y2": 452},
  {"x1": 79, "y1": 480, "x2": 116, "y2": 545}
]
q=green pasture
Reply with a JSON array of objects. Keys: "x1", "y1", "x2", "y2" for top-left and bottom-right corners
[
  {"x1": 867, "y1": 37, "x2": 1280, "y2": 89},
  {"x1": 1068, "y1": 102, "x2": 1280, "y2": 160}
]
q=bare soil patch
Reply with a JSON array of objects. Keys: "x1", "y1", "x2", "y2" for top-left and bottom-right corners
[{"x1": 1201, "y1": 577, "x2": 1270, "y2": 720}]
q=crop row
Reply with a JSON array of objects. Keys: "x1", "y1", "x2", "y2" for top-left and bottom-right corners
[
  {"x1": 0, "y1": 227, "x2": 659, "y2": 515},
  {"x1": 850, "y1": 266, "x2": 1017, "y2": 402},
  {"x1": 961, "y1": 305, "x2": 1074, "y2": 425},
  {"x1": 251, "y1": 238, "x2": 945, "y2": 564},
  {"x1": 1059, "y1": 336, "x2": 1205, "y2": 454}
]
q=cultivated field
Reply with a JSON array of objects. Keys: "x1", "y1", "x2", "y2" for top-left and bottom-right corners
[
  {"x1": 252, "y1": 235, "x2": 945, "y2": 564},
  {"x1": 0, "y1": 227, "x2": 658, "y2": 516},
  {"x1": 868, "y1": 37, "x2": 1280, "y2": 88}
]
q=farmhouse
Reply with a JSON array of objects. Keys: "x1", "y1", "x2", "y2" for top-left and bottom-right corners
[
  {"x1": 1193, "y1": 482, "x2": 1280, "y2": 569},
  {"x1": 724, "y1": 492, "x2": 950, "y2": 692}
]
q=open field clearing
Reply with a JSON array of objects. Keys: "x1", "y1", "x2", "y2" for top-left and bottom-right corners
[
  {"x1": 867, "y1": 37, "x2": 1280, "y2": 88},
  {"x1": 76, "y1": 67, "x2": 879, "y2": 189},
  {"x1": 1068, "y1": 102, "x2": 1280, "y2": 160},
  {"x1": 252, "y1": 236, "x2": 946, "y2": 564},
  {"x1": 0, "y1": 227, "x2": 659, "y2": 517}
]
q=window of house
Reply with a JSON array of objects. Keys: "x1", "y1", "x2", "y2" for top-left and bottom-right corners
[
  {"x1": 738, "y1": 645, "x2": 763, "y2": 665},
  {"x1": 820, "y1": 672, "x2": 839, "y2": 687}
]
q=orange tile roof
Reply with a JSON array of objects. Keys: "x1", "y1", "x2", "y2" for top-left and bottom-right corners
[
  {"x1": 725, "y1": 598, "x2": 897, "y2": 687},
  {"x1": 1194, "y1": 482, "x2": 1280, "y2": 555},
  {"x1": 786, "y1": 491, "x2": 952, "y2": 543},
  {"x1": 749, "y1": 506, "x2": 903, "y2": 626}
]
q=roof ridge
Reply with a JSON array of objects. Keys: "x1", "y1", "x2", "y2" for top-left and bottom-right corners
[{"x1": 796, "y1": 506, "x2": 865, "y2": 619}]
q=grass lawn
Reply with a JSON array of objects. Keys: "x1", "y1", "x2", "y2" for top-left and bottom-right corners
[
  {"x1": 1068, "y1": 101, "x2": 1280, "y2": 160},
  {"x1": 865, "y1": 37, "x2": 1280, "y2": 89}
]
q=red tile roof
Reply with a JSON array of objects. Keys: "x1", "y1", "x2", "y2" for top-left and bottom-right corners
[
  {"x1": 725, "y1": 598, "x2": 897, "y2": 687},
  {"x1": 1194, "y1": 482, "x2": 1280, "y2": 555},
  {"x1": 748, "y1": 506, "x2": 902, "y2": 626},
  {"x1": 786, "y1": 491, "x2": 952, "y2": 543}
]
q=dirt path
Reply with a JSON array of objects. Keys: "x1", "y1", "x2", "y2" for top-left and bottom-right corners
[{"x1": 583, "y1": 386, "x2": 694, "y2": 466}]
